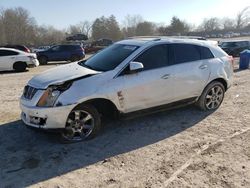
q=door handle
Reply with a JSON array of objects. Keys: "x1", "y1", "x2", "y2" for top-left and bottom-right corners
[
  {"x1": 161, "y1": 74, "x2": 170, "y2": 79},
  {"x1": 199, "y1": 64, "x2": 208, "y2": 69}
]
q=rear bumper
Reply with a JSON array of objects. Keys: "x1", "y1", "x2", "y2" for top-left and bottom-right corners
[{"x1": 20, "y1": 102, "x2": 75, "y2": 129}]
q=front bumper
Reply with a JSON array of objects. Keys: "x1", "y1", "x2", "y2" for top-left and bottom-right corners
[
  {"x1": 27, "y1": 59, "x2": 39, "y2": 68},
  {"x1": 20, "y1": 103, "x2": 75, "y2": 129}
]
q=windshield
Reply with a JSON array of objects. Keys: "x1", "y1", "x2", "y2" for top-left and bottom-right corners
[{"x1": 79, "y1": 44, "x2": 139, "y2": 71}]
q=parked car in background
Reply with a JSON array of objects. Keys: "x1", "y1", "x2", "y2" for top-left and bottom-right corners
[
  {"x1": 32, "y1": 46, "x2": 50, "y2": 53},
  {"x1": 84, "y1": 38, "x2": 113, "y2": 54},
  {"x1": 0, "y1": 48, "x2": 39, "y2": 72},
  {"x1": 219, "y1": 40, "x2": 250, "y2": 57},
  {"x1": 36, "y1": 44, "x2": 85, "y2": 65},
  {"x1": 3, "y1": 45, "x2": 31, "y2": 53},
  {"x1": 20, "y1": 37, "x2": 233, "y2": 142}
]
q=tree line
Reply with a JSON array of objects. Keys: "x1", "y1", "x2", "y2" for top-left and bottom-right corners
[{"x1": 0, "y1": 6, "x2": 249, "y2": 46}]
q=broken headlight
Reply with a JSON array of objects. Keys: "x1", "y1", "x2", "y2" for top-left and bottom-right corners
[{"x1": 37, "y1": 81, "x2": 72, "y2": 107}]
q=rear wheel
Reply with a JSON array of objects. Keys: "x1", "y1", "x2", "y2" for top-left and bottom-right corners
[
  {"x1": 60, "y1": 104, "x2": 101, "y2": 143},
  {"x1": 38, "y1": 56, "x2": 48, "y2": 65},
  {"x1": 13, "y1": 62, "x2": 27, "y2": 72},
  {"x1": 197, "y1": 81, "x2": 225, "y2": 111}
]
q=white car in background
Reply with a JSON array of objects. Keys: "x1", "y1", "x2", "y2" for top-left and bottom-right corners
[{"x1": 0, "y1": 48, "x2": 39, "y2": 72}]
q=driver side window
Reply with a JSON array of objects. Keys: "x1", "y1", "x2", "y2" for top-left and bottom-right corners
[{"x1": 134, "y1": 45, "x2": 168, "y2": 71}]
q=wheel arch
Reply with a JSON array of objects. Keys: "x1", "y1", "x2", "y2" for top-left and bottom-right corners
[
  {"x1": 74, "y1": 98, "x2": 119, "y2": 120},
  {"x1": 207, "y1": 78, "x2": 228, "y2": 91}
]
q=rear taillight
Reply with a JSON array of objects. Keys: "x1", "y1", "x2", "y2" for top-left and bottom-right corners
[{"x1": 25, "y1": 47, "x2": 30, "y2": 53}]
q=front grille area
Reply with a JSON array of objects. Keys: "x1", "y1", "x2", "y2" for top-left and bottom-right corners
[{"x1": 23, "y1": 85, "x2": 38, "y2": 100}]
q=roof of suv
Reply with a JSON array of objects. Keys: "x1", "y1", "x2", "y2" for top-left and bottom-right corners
[{"x1": 117, "y1": 37, "x2": 217, "y2": 47}]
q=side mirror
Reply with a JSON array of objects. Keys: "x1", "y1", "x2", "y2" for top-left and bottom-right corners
[{"x1": 129, "y1": 61, "x2": 144, "y2": 72}]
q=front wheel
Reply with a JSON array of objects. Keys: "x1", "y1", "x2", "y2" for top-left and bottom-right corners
[
  {"x1": 197, "y1": 81, "x2": 225, "y2": 111},
  {"x1": 60, "y1": 104, "x2": 101, "y2": 143}
]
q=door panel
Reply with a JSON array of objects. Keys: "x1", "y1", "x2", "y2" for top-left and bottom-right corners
[
  {"x1": 0, "y1": 56, "x2": 15, "y2": 70},
  {"x1": 114, "y1": 44, "x2": 175, "y2": 113},
  {"x1": 48, "y1": 46, "x2": 69, "y2": 61},
  {"x1": 169, "y1": 43, "x2": 211, "y2": 101},
  {"x1": 120, "y1": 67, "x2": 175, "y2": 112},
  {"x1": 172, "y1": 60, "x2": 210, "y2": 101},
  {"x1": 0, "y1": 50, "x2": 17, "y2": 70}
]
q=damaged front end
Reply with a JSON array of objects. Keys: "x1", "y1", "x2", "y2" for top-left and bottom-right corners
[
  {"x1": 36, "y1": 81, "x2": 73, "y2": 107},
  {"x1": 20, "y1": 74, "x2": 95, "y2": 129}
]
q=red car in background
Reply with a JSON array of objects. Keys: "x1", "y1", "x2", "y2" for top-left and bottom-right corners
[{"x1": 3, "y1": 45, "x2": 31, "y2": 53}]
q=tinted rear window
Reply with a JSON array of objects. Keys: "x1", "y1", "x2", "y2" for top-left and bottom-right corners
[
  {"x1": 172, "y1": 44, "x2": 201, "y2": 64},
  {"x1": 0, "y1": 50, "x2": 19, "y2": 56},
  {"x1": 200, "y1": 46, "x2": 214, "y2": 59}
]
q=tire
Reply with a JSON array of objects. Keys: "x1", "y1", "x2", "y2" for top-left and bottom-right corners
[
  {"x1": 38, "y1": 56, "x2": 48, "y2": 65},
  {"x1": 70, "y1": 55, "x2": 80, "y2": 62},
  {"x1": 60, "y1": 104, "x2": 101, "y2": 143},
  {"x1": 196, "y1": 81, "x2": 225, "y2": 111},
  {"x1": 13, "y1": 62, "x2": 27, "y2": 72}
]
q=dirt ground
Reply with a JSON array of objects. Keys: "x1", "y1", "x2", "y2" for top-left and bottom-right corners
[{"x1": 0, "y1": 60, "x2": 250, "y2": 188}]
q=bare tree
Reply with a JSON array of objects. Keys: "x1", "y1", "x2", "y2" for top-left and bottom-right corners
[
  {"x1": 200, "y1": 17, "x2": 221, "y2": 32},
  {"x1": 0, "y1": 8, "x2": 6, "y2": 44},
  {"x1": 122, "y1": 14, "x2": 144, "y2": 37},
  {"x1": 68, "y1": 25, "x2": 81, "y2": 35},
  {"x1": 0, "y1": 7, "x2": 37, "y2": 45},
  {"x1": 79, "y1": 21, "x2": 92, "y2": 38},
  {"x1": 221, "y1": 18, "x2": 235, "y2": 30},
  {"x1": 123, "y1": 14, "x2": 143, "y2": 28},
  {"x1": 67, "y1": 21, "x2": 92, "y2": 38},
  {"x1": 236, "y1": 6, "x2": 250, "y2": 29},
  {"x1": 35, "y1": 25, "x2": 66, "y2": 46}
]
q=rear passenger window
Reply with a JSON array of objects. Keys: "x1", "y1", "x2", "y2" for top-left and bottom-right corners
[
  {"x1": 200, "y1": 47, "x2": 214, "y2": 59},
  {"x1": 0, "y1": 50, "x2": 18, "y2": 56},
  {"x1": 172, "y1": 44, "x2": 201, "y2": 64},
  {"x1": 135, "y1": 45, "x2": 168, "y2": 70}
]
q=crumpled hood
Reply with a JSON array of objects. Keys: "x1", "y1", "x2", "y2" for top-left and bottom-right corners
[{"x1": 28, "y1": 62, "x2": 99, "y2": 89}]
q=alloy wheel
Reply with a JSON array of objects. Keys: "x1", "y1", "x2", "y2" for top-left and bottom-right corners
[
  {"x1": 62, "y1": 110, "x2": 94, "y2": 141},
  {"x1": 205, "y1": 85, "x2": 224, "y2": 110}
]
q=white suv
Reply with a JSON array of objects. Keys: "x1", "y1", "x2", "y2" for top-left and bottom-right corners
[{"x1": 20, "y1": 38, "x2": 233, "y2": 142}]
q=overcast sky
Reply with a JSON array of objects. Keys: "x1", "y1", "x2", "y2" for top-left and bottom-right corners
[{"x1": 1, "y1": 0, "x2": 249, "y2": 29}]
